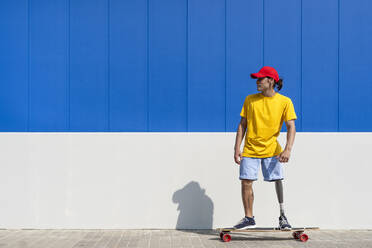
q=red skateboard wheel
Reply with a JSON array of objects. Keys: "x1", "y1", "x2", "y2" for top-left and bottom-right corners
[
  {"x1": 219, "y1": 232, "x2": 223, "y2": 239},
  {"x1": 299, "y1": 233, "x2": 309, "y2": 242},
  {"x1": 292, "y1": 232, "x2": 299, "y2": 239},
  {"x1": 222, "y1": 233, "x2": 232, "y2": 242}
]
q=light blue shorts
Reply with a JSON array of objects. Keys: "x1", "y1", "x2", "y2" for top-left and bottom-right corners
[{"x1": 239, "y1": 156, "x2": 284, "y2": 182}]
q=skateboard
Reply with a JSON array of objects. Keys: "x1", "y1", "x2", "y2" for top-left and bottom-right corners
[{"x1": 216, "y1": 227, "x2": 319, "y2": 242}]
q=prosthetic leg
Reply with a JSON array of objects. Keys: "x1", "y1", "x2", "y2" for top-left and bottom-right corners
[
  {"x1": 275, "y1": 179, "x2": 292, "y2": 229},
  {"x1": 275, "y1": 180, "x2": 284, "y2": 215}
]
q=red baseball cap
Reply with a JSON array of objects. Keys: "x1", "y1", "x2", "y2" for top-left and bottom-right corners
[{"x1": 250, "y1": 66, "x2": 279, "y2": 82}]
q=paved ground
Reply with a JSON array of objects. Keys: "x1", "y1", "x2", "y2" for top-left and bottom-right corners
[{"x1": 0, "y1": 229, "x2": 371, "y2": 248}]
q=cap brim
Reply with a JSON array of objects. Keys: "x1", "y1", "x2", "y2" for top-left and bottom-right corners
[{"x1": 250, "y1": 72, "x2": 265, "y2": 79}]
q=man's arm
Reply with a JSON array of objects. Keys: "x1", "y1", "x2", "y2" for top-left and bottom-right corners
[
  {"x1": 284, "y1": 119, "x2": 296, "y2": 152},
  {"x1": 234, "y1": 117, "x2": 247, "y2": 164},
  {"x1": 277, "y1": 119, "x2": 296, "y2": 163}
]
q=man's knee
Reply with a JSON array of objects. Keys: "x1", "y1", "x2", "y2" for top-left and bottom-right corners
[{"x1": 241, "y1": 179, "x2": 254, "y2": 187}]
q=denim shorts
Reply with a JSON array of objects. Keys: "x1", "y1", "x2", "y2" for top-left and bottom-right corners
[{"x1": 239, "y1": 156, "x2": 283, "y2": 182}]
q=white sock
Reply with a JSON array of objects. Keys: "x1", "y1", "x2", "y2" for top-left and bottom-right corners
[{"x1": 279, "y1": 203, "x2": 285, "y2": 216}]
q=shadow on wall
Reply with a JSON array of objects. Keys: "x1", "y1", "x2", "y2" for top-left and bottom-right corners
[{"x1": 172, "y1": 181, "x2": 214, "y2": 229}]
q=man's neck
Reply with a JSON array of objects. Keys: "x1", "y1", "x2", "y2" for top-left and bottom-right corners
[{"x1": 260, "y1": 89, "x2": 276, "y2": 97}]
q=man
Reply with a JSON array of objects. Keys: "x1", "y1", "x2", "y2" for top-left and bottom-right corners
[{"x1": 233, "y1": 66, "x2": 297, "y2": 230}]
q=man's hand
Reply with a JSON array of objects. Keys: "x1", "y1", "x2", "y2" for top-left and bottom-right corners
[
  {"x1": 276, "y1": 149, "x2": 291, "y2": 163},
  {"x1": 234, "y1": 150, "x2": 242, "y2": 165}
]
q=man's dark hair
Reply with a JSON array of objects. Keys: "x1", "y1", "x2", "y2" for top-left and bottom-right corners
[
  {"x1": 275, "y1": 78, "x2": 283, "y2": 91},
  {"x1": 266, "y1": 76, "x2": 283, "y2": 91}
]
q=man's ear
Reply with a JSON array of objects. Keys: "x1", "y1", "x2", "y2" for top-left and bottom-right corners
[{"x1": 270, "y1": 78, "x2": 275, "y2": 87}]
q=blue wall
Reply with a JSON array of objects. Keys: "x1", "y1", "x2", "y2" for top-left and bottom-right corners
[{"x1": 1, "y1": 0, "x2": 371, "y2": 132}]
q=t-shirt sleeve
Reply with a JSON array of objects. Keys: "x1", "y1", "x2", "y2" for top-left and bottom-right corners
[
  {"x1": 284, "y1": 98, "x2": 297, "y2": 122},
  {"x1": 240, "y1": 96, "x2": 248, "y2": 118}
]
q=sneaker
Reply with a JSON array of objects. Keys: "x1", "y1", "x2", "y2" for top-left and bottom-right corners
[
  {"x1": 279, "y1": 215, "x2": 292, "y2": 230},
  {"x1": 233, "y1": 216, "x2": 256, "y2": 230}
]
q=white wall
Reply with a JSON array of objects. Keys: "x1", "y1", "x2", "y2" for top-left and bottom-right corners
[{"x1": 0, "y1": 132, "x2": 371, "y2": 229}]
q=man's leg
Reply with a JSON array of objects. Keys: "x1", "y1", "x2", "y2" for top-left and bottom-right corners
[
  {"x1": 242, "y1": 179, "x2": 254, "y2": 217},
  {"x1": 275, "y1": 179, "x2": 285, "y2": 216},
  {"x1": 275, "y1": 179, "x2": 291, "y2": 229},
  {"x1": 234, "y1": 157, "x2": 258, "y2": 229},
  {"x1": 262, "y1": 156, "x2": 291, "y2": 229}
]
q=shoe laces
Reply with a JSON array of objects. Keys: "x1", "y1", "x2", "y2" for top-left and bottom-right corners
[
  {"x1": 236, "y1": 217, "x2": 253, "y2": 226},
  {"x1": 280, "y1": 216, "x2": 288, "y2": 225},
  {"x1": 237, "y1": 217, "x2": 247, "y2": 225}
]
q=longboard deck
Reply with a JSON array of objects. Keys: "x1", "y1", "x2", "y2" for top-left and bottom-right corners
[
  {"x1": 217, "y1": 227, "x2": 320, "y2": 242},
  {"x1": 217, "y1": 227, "x2": 319, "y2": 233}
]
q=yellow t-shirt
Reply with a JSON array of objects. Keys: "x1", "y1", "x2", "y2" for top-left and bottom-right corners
[{"x1": 240, "y1": 92, "x2": 297, "y2": 158}]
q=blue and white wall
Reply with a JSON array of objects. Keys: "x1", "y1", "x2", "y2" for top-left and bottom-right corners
[{"x1": 0, "y1": 0, "x2": 371, "y2": 229}]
